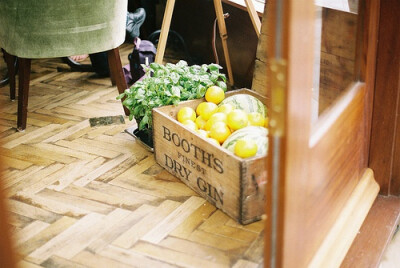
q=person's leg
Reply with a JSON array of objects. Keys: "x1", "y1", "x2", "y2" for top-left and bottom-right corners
[
  {"x1": 89, "y1": 8, "x2": 146, "y2": 77},
  {"x1": 89, "y1": 52, "x2": 109, "y2": 77},
  {"x1": 126, "y1": 8, "x2": 146, "y2": 42},
  {"x1": 69, "y1": 54, "x2": 89, "y2": 62}
]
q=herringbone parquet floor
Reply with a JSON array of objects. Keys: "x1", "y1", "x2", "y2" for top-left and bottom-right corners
[{"x1": 0, "y1": 44, "x2": 264, "y2": 268}]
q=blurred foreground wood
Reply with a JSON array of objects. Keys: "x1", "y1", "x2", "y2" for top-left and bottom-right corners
[{"x1": 0, "y1": 147, "x2": 17, "y2": 268}]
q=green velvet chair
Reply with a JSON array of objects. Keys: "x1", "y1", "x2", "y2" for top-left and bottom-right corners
[{"x1": 0, "y1": 0, "x2": 129, "y2": 130}]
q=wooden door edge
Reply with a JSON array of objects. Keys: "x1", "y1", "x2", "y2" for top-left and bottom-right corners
[{"x1": 308, "y1": 168, "x2": 379, "y2": 268}]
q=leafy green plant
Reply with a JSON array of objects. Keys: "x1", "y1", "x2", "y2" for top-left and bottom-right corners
[{"x1": 117, "y1": 60, "x2": 227, "y2": 133}]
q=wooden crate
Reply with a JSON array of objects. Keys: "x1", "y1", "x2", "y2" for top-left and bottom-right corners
[{"x1": 152, "y1": 89, "x2": 267, "y2": 224}]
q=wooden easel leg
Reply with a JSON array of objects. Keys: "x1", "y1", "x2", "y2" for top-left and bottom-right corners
[
  {"x1": 107, "y1": 48, "x2": 130, "y2": 116},
  {"x1": 155, "y1": 0, "x2": 176, "y2": 64},
  {"x1": 213, "y1": 0, "x2": 234, "y2": 86},
  {"x1": 17, "y1": 58, "x2": 31, "y2": 131},
  {"x1": 244, "y1": 0, "x2": 261, "y2": 37}
]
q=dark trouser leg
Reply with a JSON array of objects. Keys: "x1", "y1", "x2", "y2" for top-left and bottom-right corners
[{"x1": 89, "y1": 52, "x2": 110, "y2": 77}]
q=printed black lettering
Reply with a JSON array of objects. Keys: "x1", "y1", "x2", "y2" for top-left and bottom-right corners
[
  {"x1": 172, "y1": 133, "x2": 180, "y2": 147},
  {"x1": 202, "y1": 151, "x2": 213, "y2": 168},
  {"x1": 190, "y1": 143, "x2": 202, "y2": 160},
  {"x1": 165, "y1": 154, "x2": 174, "y2": 169},
  {"x1": 213, "y1": 187, "x2": 224, "y2": 205},
  {"x1": 196, "y1": 177, "x2": 223, "y2": 205},
  {"x1": 164, "y1": 129, "x2": 226, "y2": 177},
  {"x1": 163, "y1": 126, "x2": 171, "y2": 141},
  {"x1": 197, "y1": 177, "x2": 207, "y2": 192},
  {"x1": 181, "y1": 139, "x2": 190, "y2": 153},
  {"x1": 213, "y1": 158, "x2": 223, "y2": 174},
  {"x1": 207, "y1": 182, "x2": 213, "y2": 198},
  {"x1": 184, "y1": 156, "x2": 191, "y2": 165},
  {"x1": 174, "y1": 160, "x2": 184, "y2": 178},
  {"x1": 182, "y1": 166, "x2": 192, "y2": 181}
]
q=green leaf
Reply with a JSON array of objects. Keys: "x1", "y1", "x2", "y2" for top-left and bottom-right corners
[
  {"x1": 150, "y1": 62, "x2": 161, "y2": 70},
  {"x1": 196, "y1": 85, "x2": 207, "y2": 98},
  {"x1": 155, "y1": 69, "x2": 165, "y2": 77},
  {"x1": 170, "y1": 72, "x2": 180, "y2": 84},
  {"x1": 133, "y1": 105, "x2": 142, "y2": 115},
  {"x1": 208, "y1": 64, "x2": 222, "y2": 72},
  {"x1": 142, "y1": 114, "x2": 149, "y2": 125},
  {"x1": 176, "y1": 60, "x2": 188, "y2": 68},
  {"x1": 116, "y1": 92, "x2": 125, "y2": 100},
  {"x1": 171, "y1": 86, "x2": 181, "y2": 98},
  {"x1": 123, "y1": 98, "x2": 134, "y2": 107},
  {"x1": 139, "y1": 119, "x2": 147, "y2": 130},
  {"x1": 217, "y1": 81, "x2": 227, "y2": 91},
  {"x1": 210, "y1": 73, "x2": 219, "y2": 83}
]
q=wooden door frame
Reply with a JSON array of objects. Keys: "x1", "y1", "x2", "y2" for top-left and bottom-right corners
[
  {"x1": 264, "y1": 0, "x2": 382, "y2": 267},
  {"x1": 340, "y1": 0, "x2": 400, "y2": 266},
  {"x1": 368, "y1": 0, "x2": 400, "y2": 196}
]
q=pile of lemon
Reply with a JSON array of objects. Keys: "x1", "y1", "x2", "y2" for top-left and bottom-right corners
[{"x1": 176, "y1": 86, "x2": 268, "y2": 158}]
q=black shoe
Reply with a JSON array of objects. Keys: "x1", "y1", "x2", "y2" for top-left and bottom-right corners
[
  {"x1": 126, "y1": 8, "x2": 146, "y2": 42},
  {"x1": 63, "y1": 57, "x2": 94, "y2": 72}
]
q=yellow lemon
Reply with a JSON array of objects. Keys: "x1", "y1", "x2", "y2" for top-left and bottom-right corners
[
  {"x1": 181, "y1": 120, "x2": 198, "y2": 131},
  {"x1": 196, "y1": 102, "x2": 218, "y2": 120},
  {"x1": 196, "y1": 102, "x2": 207, "y2": 116},
  {"x1": 207, "y1": 137, "x2": 221, "y2": 146},
  {"x1": 196, "y1": 129, "x2": 209, "y2": 138},
  {"x1": 234, "y1": 139, "x2": 258, "y2": 158},
  {"x1": 227, "y1": 109, "x2": 248, "y2": 131},
  {"x1": 264, "y1": 117, "x2": 269, "y2": 128},
  {"x1": 195, "y1": 116, "x2": 207, "y2": 130},
  {"x1": 217, "y1": 103, "x2": 234, "y2": 115},
  {"x1": 209, "y1": 121, "x2": 231, "y2": 144},
  {"x1": 177, "y1": 107, "x2": 196, "y2": 123},
  {"x1": 205, "y1": 112, "x2": 228, "y2": 131},
  {"x1": 247, "y1": 112, "x2": 265, "y2": 127},
  {"x1": 205, "y1": 86, "x2": 225, "y2": 104}
]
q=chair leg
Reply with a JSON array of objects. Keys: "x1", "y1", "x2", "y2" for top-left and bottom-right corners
[
  {"x1": 17, "y1": 58, "x2": 31, "y2": 131},
  {"x1": 0, "y1": 48, "x2": 9, "y2": 87},
  {"x1": 0, "y1": 70, "x2": 9, "y2": 87},
  {"x1": 107, "y1": 48, "x2": 130, "y2": 116},
  {"x1": 2, "y1": 49, "x2": 17, "y2": 100}
]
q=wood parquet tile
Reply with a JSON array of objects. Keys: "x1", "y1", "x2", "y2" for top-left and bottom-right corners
[{"x1": 0, "y1": 44, "x2": 264, "y2": 268}]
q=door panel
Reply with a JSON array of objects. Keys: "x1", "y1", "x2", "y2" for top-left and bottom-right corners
[
  {"x1": 264, "y1": 0, "x2": 379, "y2": 267},
  {"x1": 307, "y1": 83, "x2": 379, "y2": 266}
]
